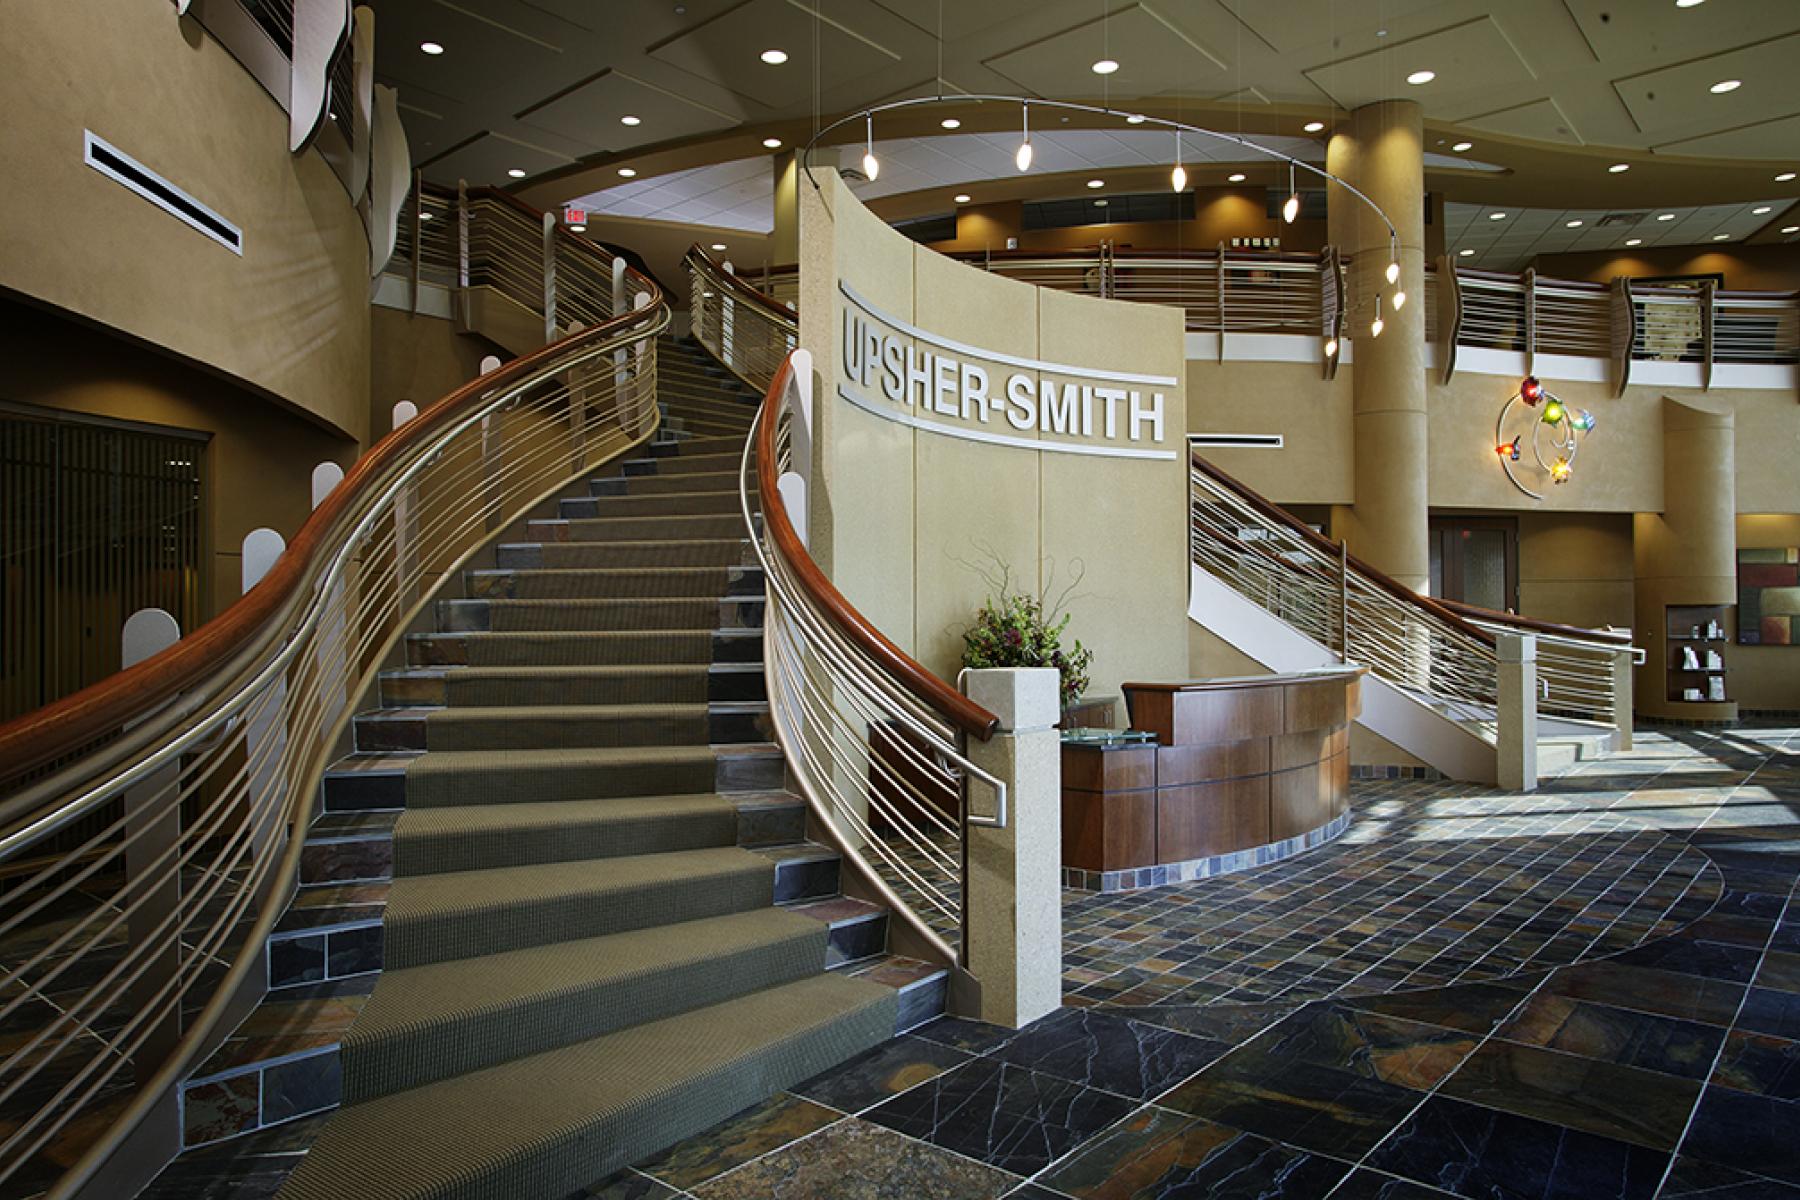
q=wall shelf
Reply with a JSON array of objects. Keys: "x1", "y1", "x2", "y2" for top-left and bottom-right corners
[{"x1": 1665, "y1": 604, "x2": 1732, "y2": 705}]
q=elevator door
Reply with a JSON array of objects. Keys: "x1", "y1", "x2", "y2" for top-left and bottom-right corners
[{"x1": 1429, "y1": 517, "x2": 1518, "y2": 613}]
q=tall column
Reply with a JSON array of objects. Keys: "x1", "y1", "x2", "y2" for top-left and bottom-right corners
[
  {"x1": 1327, "y1": 101, "x2": 1430, "y2": 591},
  {"x1": 771, "y1": 150, "x2": 799, "y2": 265}
]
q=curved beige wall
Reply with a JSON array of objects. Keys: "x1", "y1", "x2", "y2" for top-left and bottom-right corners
[
  {"x1": 799, "y1": 173, "x2": 1191, "y2": 701},
  {"x1": 0, "y1": 1, "x2": 371, "y2": 442}
]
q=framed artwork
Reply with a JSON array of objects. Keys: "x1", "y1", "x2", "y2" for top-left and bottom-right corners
[{"x1": 1738, "y1": 548, "x2": 1800, "y2": 645}]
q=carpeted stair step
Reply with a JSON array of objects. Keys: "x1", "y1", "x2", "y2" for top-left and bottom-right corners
[
  {"x1": 355, "y1": 701, "x2": 770, "y2": 752},
  {"x1": 465, "y1": 564, "x2": 761, "y2": 600},
  {"x1": 435, "y1": 595, "x2": 764, "y2": 632},
  {"x1": 620, "y1": 449, "x2": 745, "y2": 476},
  {"x1": 271, "y1": 972, "x2": 896, "y2": 1200},
  {"x1": 406, "y1": 628, "x2": 760, "y2": 667},
  {"x1": 340, "y1": 907, "x2": 834, "y2": 1102},
  {"x1": 495, "y1": 538, "x2": 751, "y2": 570},
  {"x1": 531, "y1": 512, "x2": 750, "y2": 543},
  {"x1": 594, "y1": 469, "x2": 739, "y2": 496},
  {"x1": 392, "y1": 794, "x2": 737, "y2": 875},
  {"x1": 378, "y1": 663, "x2": 763, "y2": 707},
  {"x1": 557, "y1": 490, "x2": 742, "y2": 519},
  {"x1": 398, "y1": 742, "x2": 784, "y2": 807}
]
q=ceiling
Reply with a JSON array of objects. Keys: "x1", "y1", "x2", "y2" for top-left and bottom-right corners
[{"x1": 1447, "y1": 198, "x2": 1800, "y2": 270}]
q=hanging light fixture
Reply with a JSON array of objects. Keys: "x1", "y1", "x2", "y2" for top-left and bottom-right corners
[
  {"x1": 1170, "y1": 130, "x2": 1187, "y2": 192},
  {"x1": 1370, "y1": 293, "x2": 1384, "y2": 338},
  {"x1": 1282, "y1": 162, "x2": 1300, "y2": 224},
  {"x1": 1385, "y1": 236, "x2": 1400, "y2": 284},
  {"x1": 1015, "y1": 102, "x2": 1033, "y2": 171},
  {"x1": 862, "y1": 112, "x2": 879, "y2": 181}
]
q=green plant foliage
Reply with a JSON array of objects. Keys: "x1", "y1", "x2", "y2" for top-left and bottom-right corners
[{"x1": 961, "y1": 573, "x2": 1094, "y2": 710}]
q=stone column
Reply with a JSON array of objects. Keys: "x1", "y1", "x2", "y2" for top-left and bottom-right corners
[
  {"x1": 771, "y1": 150, "x2": 799, "y2": 265},
  {"x1": 961, "y1": 667, "x2": 1062, "y2": 1029},
  {"x1": 1326, "y1": 101, "x2": 1430, "y2": 592},
  {"x1": 1497, "y1": 632, "x2": 1538, "y2": 792},
  {"x1": 1634, "y1": 397, "x2": 1738, "y2": 722}
]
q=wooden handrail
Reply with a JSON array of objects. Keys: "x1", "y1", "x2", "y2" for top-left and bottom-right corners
[
  {"x1": 0, "y1": 262, "x2": 665, "y2": 788},
  {"x1": 755, "y1": 358, "x2": 999, "y2": 742},
  {"x1": 1189, "y1": 451, "x2": 1498, "y2": 650},
  {"x1": 686, "y1": 244, "x2": 801, "y2": 322},
  {"x1": 1437, "y1": 597, "x2": 1632, "y2": 646}
]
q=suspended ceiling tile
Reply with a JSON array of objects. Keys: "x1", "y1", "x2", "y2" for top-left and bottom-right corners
[
  {"x1": 1562, "y1": 0, "x2": 1800, "y2": 65},
  {"x1": 370, "y1": 2, "x2": 573, "y2": 106},
  {"x1": 648, "y1": 0, "x2": 905, "y2": 110},
  {"x1": 1455, "y1": 96, "x2": 1584, "y2": 146},
  {"x1": 982, "y1": 3, "x2": 1231, "y2": 99},
  {"x1": 1612, "y1": 32, "x2": 1800, "y2": 137},
  {"x1": 1213, "y1": 0, "x2": 1447, "y2": 56},
  {"x1": 863, "y1": 0, "x2": 1037, "y2": 43},
  {"x1": 517, "y1": 69, "x2": 744, "y2": 151},
  {"x1": 1302, "y1": 17, "x2": 1536, "y2": 113},
  {"x1": 1652, "y1": 113, "x2": 1800, "y2": 163}
]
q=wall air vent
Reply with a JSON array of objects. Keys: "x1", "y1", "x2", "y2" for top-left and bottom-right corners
[
  {"x1": 83, "y1": 132, "x2": 244, "y2": 255},
  {"x1": 1189, "y1": 433, "x2": 1285, "y2": 449},
  {"x1": 1596, "y1": 212, "x2": 1648, "y2": 228}
]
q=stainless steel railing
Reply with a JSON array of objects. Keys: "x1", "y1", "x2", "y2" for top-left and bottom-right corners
[
  {"x1": 0, "y1": 296, "x2": 669, "y2": 1197},
  {"x1": 686, "y1": 247, "x2": 796, "y2": 393}
]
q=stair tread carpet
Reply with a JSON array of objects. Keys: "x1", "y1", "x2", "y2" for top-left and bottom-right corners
[
  {"x1": 392, "y1": 792, "x2": 737, "y2": 874},
  {"x1": 276, "y1": 971, "x2": 894, "y2": 1200},
  {"x1": 403, "y1": 743, "x2": 768, "y2": 807}
]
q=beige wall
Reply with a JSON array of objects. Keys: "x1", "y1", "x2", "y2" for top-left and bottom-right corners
[
  {"x1": 0, "y1": 1, "x2": 371, "y2": 440},
  {"x1": 1517, "y1": 513, "x2": 1635, "y2": 631},
  {"x1": 1729, "y1": 514, "x2": 1800, "y2": 713},
  {"x1": 371, "y1": 307, "x2": 492, "y2": 436},
  {"x1": 802, "y1": 173, "x2": 1191, "y2": 701},
  {"x1": 1188, "y1": 361, "x2": 1354, "y2": 505},
  {"x1": 0, "y1": 298, "x2": 357, "y2": 618}
]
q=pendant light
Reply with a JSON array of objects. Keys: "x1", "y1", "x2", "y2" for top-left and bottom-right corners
[
  {"x1": 1170, "y1": 130, "x2": 1187, "y2": 192},
  {"x1": 1370, "y1": 292, "x2": 1384, "y2": 338},
  {"x1": 1015, "y1": 102, "x2": 1033, "y2": 171},
  {"x1": 1385, "y1": 236, "x2": 1400, "y2": 284},
  {"x1": 1281, "y1": 162, "x2": 1300, "y2": 224},
  {"x1": 1324, "y1": 335, "x2": 1339, "y2": 357},
  {"x1": 861, "y1": 112, "x2": 879, "y2": 181}
]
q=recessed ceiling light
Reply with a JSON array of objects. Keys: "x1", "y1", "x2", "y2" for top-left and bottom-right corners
[
  {"x1": 420, "y1": 41, "x2": 444, "y2": 54},
  {"x1": 1086, "y1": 178, "x2": 1104, "y2": 189},
  {"x1": 618, "y1": 167, "x2": 636, "y2": 177},
  {"x1": 1608, "y1": 162, "x2": 1630, "y2": 173},
  {"x1": 507, "y1": 168, "x2": 526, "y2": 179},
  {"x1": 711, "y1": 243, "x2": 727, "y2": 251},
  {"x1": 1753, "y1": 205, "x2": 1773, "y2": 214},
  {"x1": 1783, "y1": 225, "x2": 1799, "y2": 234},
  {"x1": 1452, "y1": 141, "x2": 1474, "y2": 152},
  {"x1": 1092, "y1": 58, "x2": 1119, "y2": 75},
  {"x1": 1566, "y1": 219, "x2": 1583, "y2": 228},
  {"x1": 1303, "y1": 121, "x2": 1325, "y2": 133},
  {"x1": 1709, "y1": 79, "x2": 1741, "y2": 94},
  {"x1": 1126, "y1": 114, "x2": 1146, "y2": 124},
  {"x1": 1489, "y1": 211, "x2": 1507, "y2": 220},
  {"x1": 1458, "y1": 248, "x2": 1474, "y2": 256},
  {"x1": 621, "y1": 116, "x2": 642, "y2": 127},
  {"x1": 1625, "y1": 238, "x2": 1643, "y2": 246},
  {"x1": 954, "y1": 193, "x2": 971, "y2": 203},
  {"x1": 1713, "y1": 232, "x2": 1731, "y2": 240},
  {"x1": 760, "y1": 48, "x2": 788, "y2": 64},
  {"x1": 1094, "y1": 198, "x2": 1109, "y2": 206},
  {"x1": 1228, "y1": 172, "x2": 1247, "y2": 182},
  {"x1": 1406, "y1": 70, "x2": 1435, "y2": 85},
  {"x1": 1657, "y1": 212, "x2": 1676, "y2": 220},
  {"x1": 1778, "y1": 172, "x2": 1797, "y2": 182},
  {"x1": 1675, "y1": 0, "x2": 1704, "y2": 7},
  {"x1": 420, "y1": 211, "x2": 434, "y2": 221},
  {"x1": 940, "y1": 118, "x2": 960, "y2": 129},
  {"x1": 762, "y1": 137, "x2": 782, "y2": 148},
  {"x1": 569, "y1": 223, "x2": 586, "y2": 232}
]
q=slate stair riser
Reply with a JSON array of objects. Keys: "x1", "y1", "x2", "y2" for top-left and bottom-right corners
[
  {"x1": 591, "y1": 471, "x2": 739, "y2": 496},
  {"x1": 435, "y1": 596, "x2": 765, "y2": 632},
  {"x1": 529, "y1": 514, "x2": 752, "y2": 543},
  {"x1": 494, "y1": 538, "x2": 752, "y2": 569},
  {"x1": 465, "y1": 564, "x2": 764, "y2": 599},
  {"x1": 405, "y1": 629, "x2": 762, "y2": 667},
  {"x1": 321, "y1": 751, "x2": 786, "y2": 812},
  {"x1": 376, "y1": 665, "x2": 764, "y2": 708},
  {"x1": 352, "y1": 704, "x2": 773, "y2": 753},
  {"x1": 557, "y1": 492, "x2": 742, "y2": 519}
]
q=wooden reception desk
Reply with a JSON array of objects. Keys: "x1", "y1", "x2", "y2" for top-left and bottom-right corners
[{"x1": 1061, "y1": 668, "x2": 1363, "y2": 891}]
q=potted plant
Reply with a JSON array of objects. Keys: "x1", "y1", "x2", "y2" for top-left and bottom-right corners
[{"x1": 959, "y1": 553, "x2": 1093, "y2": 711}]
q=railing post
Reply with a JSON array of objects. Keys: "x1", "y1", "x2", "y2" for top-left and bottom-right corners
[
  {"x1": 543, "y1": 211, "x2": 557, "y2": 343},
  {"x1": 121, "y1": 607, "x2": 182, "y2": 1080},
  {"x1": 241, "y1": 528, "x2": 290, "y2": 898},
  {"x1": 1497, "y1": 632, "x2": 1538, "y2": 792},
  {"x1": 1701, "y1": 278, "x2": 1716, "y2": 391},
  {"x1": 1339, "y1": 539, "x2": 1351, "y2": 659},
  {"x1": 479, "y1": 355, "x2": 503, "y2": 530},
  {"x1": 392, "y1": 401, "x2": 419, "y2": 606},
  {"x1": 410, "y1": 169, "x2": 423, "y2": 315},
  {"x1": 958, "y1": 668, "x2": 1062, "y2": 1029},
  {"x1": 455, "y1": 179, "x2": 469, "y2": 290},
  {"x1": 611, "y1": 256, "x2": 627, "y2": 319},
  {"x1": 1611, "y1": 645, "x2": 1635, "y2": 751}
]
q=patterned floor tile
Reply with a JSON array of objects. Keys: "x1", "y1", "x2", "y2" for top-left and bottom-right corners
[
  {"x1": 1036, "y1": 1105, "x2": 1353, "y2": 1198},
  {"x1": 686, "y1": 1118, "x2": 1017, "y2": 1199},
  {"x1": 1438, "y1": 1039, "x2": 1701, "y2": 1150},
  {"x1": 987, "y1": 1008, "x2": 1228, "y2": 1100}
]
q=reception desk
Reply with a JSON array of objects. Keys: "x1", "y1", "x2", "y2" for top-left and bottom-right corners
[{"x1": 1061, "y1": 667, "x2": 1363, "y2": 891}]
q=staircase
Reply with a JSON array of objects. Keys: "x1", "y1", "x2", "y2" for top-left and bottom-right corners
[{"x1": 166, "y1": 336, "x2": 947, "y2": 1200}]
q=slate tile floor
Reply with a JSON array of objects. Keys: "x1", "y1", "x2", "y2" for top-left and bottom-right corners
[{"x1": 135, "y1": 724, "x2": 1800, "y2": 1199}]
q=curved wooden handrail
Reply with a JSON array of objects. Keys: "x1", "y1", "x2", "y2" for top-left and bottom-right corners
[
  {"x1": 1437, "y1": 597, "x2": 1632, "y2": 646},
  {"x1": 756, "y1": 358, "x2": 998, "y2": 742},
  {"x1": 686, "y1": 244, "x2": 800, "y2": 322},
  {"x1": 0, "y1": 266, "x2": 666, "y2": 788},
  {"x1": 1189, "y1": 451, "x2": 1498, "y2": 650}
]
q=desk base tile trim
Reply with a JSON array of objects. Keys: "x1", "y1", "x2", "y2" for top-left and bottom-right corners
[{"x1": 1061, "y1": 811, "x2": 1350, "y2": 893}]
